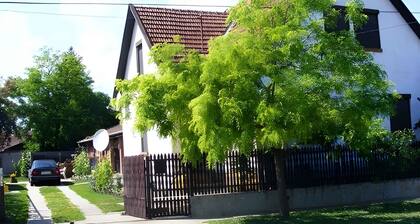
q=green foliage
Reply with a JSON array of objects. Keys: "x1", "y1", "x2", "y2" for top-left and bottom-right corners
[
  {"x1": 73, "y1": 149, "x2": 91, "y2": 177},
  {"x1": 17, "y1": 150, "x2": 31, "y2": 177},
  {"x1": 114, "y1": 0, "x2": 396, "y2": 165},
  {"x1": 377, "y1": 129, "x2": 417, "y2": 160},
  {"x1": 0, "y1": 78, "x2": 17, "y2": 147},
  {"x1": 10, "y1": 48, "x2": 118, "y2": 151},
  {"x1": 91, "y1": 159, "x2": 114, "y2": 193}
]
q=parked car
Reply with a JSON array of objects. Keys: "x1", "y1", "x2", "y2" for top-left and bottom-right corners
[{"x1": 28, "y1": 159, "x2": 61, "y2": 186}]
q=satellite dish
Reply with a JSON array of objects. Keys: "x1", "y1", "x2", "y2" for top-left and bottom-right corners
[{"x1": 93, "y1": 129, "x2": 109, "y2": 152}]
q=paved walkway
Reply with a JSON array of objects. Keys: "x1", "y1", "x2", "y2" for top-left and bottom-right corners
[
  {"x1": 26, "y1": 183, "x2": 53, "y2": 224},
  {"x1": 57, "y1": 185, "x2": 103, "y2": 216}
]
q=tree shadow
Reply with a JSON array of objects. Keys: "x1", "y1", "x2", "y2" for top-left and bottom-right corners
[
  {"x1": 6, "y1": 184, "x2": 27, "y2": 191},
  {"x1": 236, "y1": 201, "x2": 420, "y2": 224}
]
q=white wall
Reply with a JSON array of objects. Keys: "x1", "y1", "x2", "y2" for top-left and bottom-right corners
[
  {"x1": 335, "y1": 1, "x2": 420, "y2": 138},
  {"x1": 122, "y1": 21, "x2": 175, "y2": 156},
  {"x1": 122, "y1": 1, "x2": 420, "y2": 156}
]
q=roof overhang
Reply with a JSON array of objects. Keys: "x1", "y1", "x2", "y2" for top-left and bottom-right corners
[{"x1": 389, "y1": 0, "x2": 420, "y2": 39}]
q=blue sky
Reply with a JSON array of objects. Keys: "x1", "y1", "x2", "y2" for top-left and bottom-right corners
[{"x1": 0, "y1": 0, "x2": 419, "y2": 96}]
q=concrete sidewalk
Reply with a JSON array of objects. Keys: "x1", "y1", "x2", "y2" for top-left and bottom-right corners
[
  {"x1": 57, "y1": 185, "x2": 103, "y2": 216},
  {"x1": 27, "y1": 183, "x2": 53, "y2": 224}
]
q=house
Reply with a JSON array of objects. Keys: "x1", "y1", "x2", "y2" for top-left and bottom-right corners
[
  {"x1": 0, "y1": 136, "x2": 23, "y2": 175},
  {"x1": 114, "y1": 0, "x2": 420, "y2": 157},
  {"x1": 77, "y1": 125, "x2": 124, "y2": 173}
]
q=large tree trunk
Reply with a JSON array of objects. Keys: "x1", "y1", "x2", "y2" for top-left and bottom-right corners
[{"x1": 274, "y1": 150, "x2": 289, "y2": 217}]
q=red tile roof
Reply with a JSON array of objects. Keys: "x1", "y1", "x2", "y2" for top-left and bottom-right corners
[{"x1": 134, "y1": 7, "x2": 229, "y2": 53}]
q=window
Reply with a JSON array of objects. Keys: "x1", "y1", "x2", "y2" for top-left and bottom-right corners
[
  {"x1": 136, "y1": 43, "x2": 143, "y2": 74},
  {"x1": 355, "y1": 10, "x2": 381, "y2": 50},
  {"x1": 326, "y1": 7, "x2": 381, "y2": 51},
  {"x1": 390, "y1": 94, "x2": 412, "y2": 132},
  {"x1": 325, "y1": 8, "x2": 349, "y2": 33}
]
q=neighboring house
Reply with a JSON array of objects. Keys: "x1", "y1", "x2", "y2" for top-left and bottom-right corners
[
  {"x1": 77, "y1": 125, "x2": 124, "y2": 173},
  {"x1": 0, "y1": 136, "x2": 23, "y2": 175},
  {"x1": 114, "y1": 0, "x2": 420, "y2": 157}
]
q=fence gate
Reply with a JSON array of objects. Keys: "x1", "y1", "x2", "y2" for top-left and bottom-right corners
[
  {"x1": 123, "y1": 155, "x2": 147, "y2": 218},
  {"x1": 145, "y1": 154, "x2": 191, "y2": 218}
]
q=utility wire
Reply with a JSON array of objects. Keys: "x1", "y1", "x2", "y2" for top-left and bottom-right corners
[
  {"x1": 0, "y1": 1, "x2": 233, "y2": 7},
  {"x1": 1, "y1": 1, "x2": 420, "y2": 13},
  {"x1": 0, "y1": 9, "x2": 122, "y2": 18},
  {"x1": 0, "y1": 1, "x2": 419, "y2": 16},
  {"x1": 0, "y1": 8, "x2": 417, "y2": 34}
]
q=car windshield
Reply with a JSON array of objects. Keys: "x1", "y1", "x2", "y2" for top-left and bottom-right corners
[{"x1": 32, "y1": 160, "x2": 56, "y2": 168}]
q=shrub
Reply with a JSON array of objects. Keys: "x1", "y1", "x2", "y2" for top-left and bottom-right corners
[
  {"x1": 92, "y1": 159, "x2": 114, "y2": 192},
  {"x1": 17, "y1": 151, "x2": 31, "y2": 177},
  {"x1": 73, "y1": 150, "x2": 91, "y2": 177}
]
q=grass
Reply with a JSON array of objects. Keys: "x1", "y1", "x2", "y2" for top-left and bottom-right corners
[
  {"x1": 4, "y1": 184, "x2": 29, "y2": 224},
  {"x1": 207, "y1": 199, "x2": 420, "y2": 224},
  {"x1": 69, "y1": 183, "x2": 124, "y2": 213},
  {"x1": 40, "y1": 186, "x2": 85, "y2": 223}
]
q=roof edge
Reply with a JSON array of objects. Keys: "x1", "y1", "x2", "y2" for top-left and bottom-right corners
[
  {"x1": 130, "y1": 5, "x2": 153, "y2": 49},
  {"x1": 113, "y1": 6, "x2": 136, "y2": 98},
  {"x1": 389, "y1": 0, "x2": 420, "y2": 39}
]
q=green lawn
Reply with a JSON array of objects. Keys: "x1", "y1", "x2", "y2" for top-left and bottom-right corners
[
  {"x1": 4, "y1": 184, "x2": 29, "y2": 224},
  {"x1": 69, "y1": 183, "x2": 124, "y2": 213},
  {"x1": 40, "y1": 186, "x2": 85, "y2": 223},
  {"x1": 207, "y1": 199, "x2": 420, "y2": 224}
]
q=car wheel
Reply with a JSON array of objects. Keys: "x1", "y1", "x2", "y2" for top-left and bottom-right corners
[
  {"x1": 30, "y1": 181, "x2": 34, "y2": 186},
  {"x1": 56, "y1": 180, "x2": 61, "y2": 186}
]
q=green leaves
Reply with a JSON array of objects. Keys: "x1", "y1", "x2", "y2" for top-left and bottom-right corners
[
  {"x1": 114, "y1": 0, "x2": 396, "y2": 165},
  {"x1": 11, "y1": 48, "x2": 118, "y2": 151}
]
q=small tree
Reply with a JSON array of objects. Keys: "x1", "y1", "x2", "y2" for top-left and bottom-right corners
[
  {"x1": 114, "y1": 0, "x2": 397, "y2": 217},
  {"x1": 92, "y1": 159, "x2": 113, "y2": 192},
  {"x1": 73, "y1": 149, "x2": 91, "y2": 177}
]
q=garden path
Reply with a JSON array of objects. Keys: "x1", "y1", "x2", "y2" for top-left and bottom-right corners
[
  {"x1": 57, "y1": 185, "x2": 103, "y2": 216},
  {"x1": 27, "y1": 183, "x2": 53, "y2": 224}
]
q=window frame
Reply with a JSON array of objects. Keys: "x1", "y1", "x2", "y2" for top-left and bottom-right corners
[
  {"x1": 390, "y1": 94, "x2": 412, "y2": 132},
  {"x1": 328, "y1": 6, "x2": 383, "y2": 52},
  {"x1": 136, "y1": 41, "x2": 144, "y2": 74}
]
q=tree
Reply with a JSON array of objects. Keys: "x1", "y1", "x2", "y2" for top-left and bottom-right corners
[
  {"x1": 113, "y1": 0, "x2": 397, "y2": 217},
  {"x1": 0, "y1": 78, "x2": 17, "y2": 147},
  {"x1": 12, "y1": 48, "x2": 117, "y2": 151}
]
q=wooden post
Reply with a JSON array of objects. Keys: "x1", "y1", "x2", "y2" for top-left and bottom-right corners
[{"x1": 273, "y1": 150, "x2": 289, "y2": 217}]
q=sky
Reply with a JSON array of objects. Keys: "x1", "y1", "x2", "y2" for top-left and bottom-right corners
[{"x1": 0, "y1": 0, "x2": 419, "y2": 97}]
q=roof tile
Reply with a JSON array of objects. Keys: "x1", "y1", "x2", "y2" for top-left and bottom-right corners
[{"x1": 135, "y1": 7, "x2": 229, "y2": 54}]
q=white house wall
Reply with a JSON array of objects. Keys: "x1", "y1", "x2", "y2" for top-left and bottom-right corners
[
  {"x1": 122, "y1": 22, "x2": 174, "y2": 156},
  {"x1": 121, "y1": 1, "x2": 420, "y2": 156},
  {"x1": 336, "y1": 0, "x2": 420, "y2": 138}
]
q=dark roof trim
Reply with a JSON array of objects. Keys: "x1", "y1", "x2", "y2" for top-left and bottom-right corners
[
  {"x1": 113, "y1": 7, "x2": 135, "y2": 98},
  {"x1": 113, "y1": 5, "x2": 154, "y2": 98},
  {"x1": 389, "y1": 0, "x2": 420, "y2": 39}
]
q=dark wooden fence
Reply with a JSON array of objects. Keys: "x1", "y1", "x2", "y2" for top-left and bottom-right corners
[
  {"x1": 123, "y1": 155, "x2": 147, "y2": 218},
  {"x1": 127, "y1": 142, "x2": 420, "y2": 218}
]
